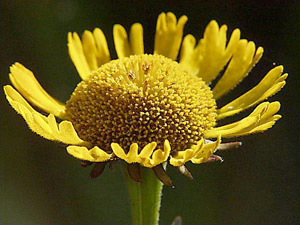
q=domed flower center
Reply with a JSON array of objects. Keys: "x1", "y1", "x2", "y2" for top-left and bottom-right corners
[{"x1": 65, "y1": 54, "x2": 217, "y2": 153}]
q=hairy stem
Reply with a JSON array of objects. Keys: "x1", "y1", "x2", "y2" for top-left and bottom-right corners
[{"x1": 122, "y1": 164, "x2": 164, "y2": 225}]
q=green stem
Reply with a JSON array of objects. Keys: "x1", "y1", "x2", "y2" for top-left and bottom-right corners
[{"x1": 122, "y1": 164, "x2": 164, "y2": 225}]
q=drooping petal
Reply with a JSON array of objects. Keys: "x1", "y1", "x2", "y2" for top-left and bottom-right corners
[
  {"x1": 204, "y1": 102, "x2": 281, "y2": 138},
  {"x1": 126, "y1": 143, "x2": 140, "y2": 163},
  {"x1": 169, "y1": 139, "x2": 204, "y2": 166},
  {"x1": 217, "y1": 66, "x2": 287, "y2": 120},
  {"x1": 154, "y1": 12, "x2": 188, "y2": 60},
  {"x1": 138, "y1": 142, "x2": 158, "y2": 159},
  {"x1": 180, "y1": 21, "x2": 240, "y2": 83},
  {"x1": 111, "y1": 143, "x2": 132, "y2": 162},
  {"x1": 169, "y1": 137, "x2": 222, "y2": 166},
  {"x1": 191, "y1": 136, "x2": 221, "y2": 164},
  {"x1": 9, "y1": 63, "x2": 65, "y2": 118},
  {"x1": 111, "y1": 143, "x2": 141, "y2": 164},
  {"x1": 169, "y1": 149, "x2": 195, "y2": 167},
  {"x1": 111, "y1": 141, "x2": 171, "y2": 168},
  {"x1": 67, "y1": 145, "x2": 111, "y2": 162},
  {"x1": 213, "y1": 41, "x2": 264, "y2": 99},
  {"x1": 4, "y1": 85, "x2": 87, "y2": 145},
  {"x1": 68, "y1": 29, "x2": 110, "y2": 80},
  {"x1": 141, "y1": 140, "x2": 171, "y2": 167},
  {"x1": 113, "y1": 23, "x2": 144, "y2": 58}
]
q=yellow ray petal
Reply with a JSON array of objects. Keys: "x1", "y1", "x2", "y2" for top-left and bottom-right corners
[
  {"x1": 169, "y1": 149, "x2": 194, "y2": 166},
  {"x1": 139, "y1": 142, "x2": 157, "y2": 158},
  {"x1": 154, "y1": 12, "x2": 188, "y2": 60},
  {"x1": 111, "y1": 143, "x2": 128, "y2": 160},
  {"x1": 130, "y1": 23, "x2": 144, "y2": 55},
  {"x1": 191, "y1": 136, "x2": 221, "y2": 164},
  {"x1": 217, "y1": 66, "x2": 286, "y2": 120},
  {"x1": 9, "y1": 63, "x2": 65, "y2": 118},
  {"x1": 111, "y1": 141, "x2": 171, "y2": 168},
  {"x1": 169, "y1": 137, "x2": 222, "y2": 166},
  {"x1": 141, "y1": 140, "x2": 171, "y2": 167},
  {"x1": 111, "y1": 142, "x2": 142, "y2": 164},
  {"x1": 113, "y1": 25, "x2": 130, "y2": 58},
  {"x1": 82, "y1": 29, "x2": 111, "y2": 71},
  {"x1": 238, "y1": 116, "x2": 281, "y2": 135},
  {"x1": 127, "y1": 143, "x2": 139, "y2": 163},
  {"x1": 204, "y1": 102, "x2": 281, "y2": 138},
  {"x1": 67, "y1": 145, "x2": 111, "y2": 162},
  {"x1": 236, "y1": 102, "x2": 281, "y2": 136},
  {"x1": 82, "y1": 31, "x2": 98, "y2": 71},
  {"x1": 152, "y1": 140, "x2": 171, "y2": 162},
  {"x1": 169, "y1": 139, "x2": 204, "y2": 166},
  {"x1": 204, "y1": 102, "x2": 268, "y2": 138},
  {"x1": 190, "y1": 138, "x2": 205, "y2": 153},
  {"x1": 68, "y1": 32, "x2": 91, "y2": 80},
  {"x1": 213, "y1": 41, "x2": 264, "y2": 99},
  {"x1": 68, "y1": 29, "x2": 110, "y2": 80},
  {"x1": 113, "y1": 23, "x2": 144, "y2": 58},
  {"x1": 4, "y1": 85, "x2": 87, "y2": 145},
  {"x1": 180, "y1": 21, "x2": 240, "y2": 83}
]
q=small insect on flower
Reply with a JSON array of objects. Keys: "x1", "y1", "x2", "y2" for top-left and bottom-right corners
[{"x1": 4, "y1": 12, "x2": 287, "y2": 186}]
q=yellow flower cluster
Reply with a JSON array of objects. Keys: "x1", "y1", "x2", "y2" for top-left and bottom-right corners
[{"x1": 4, "y1": 12, "x2": 286, "y2": 184}]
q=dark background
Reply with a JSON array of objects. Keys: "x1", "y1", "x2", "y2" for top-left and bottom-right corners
[{"x1": 1, "y1": 1, "x2": 299, "y2": 224}]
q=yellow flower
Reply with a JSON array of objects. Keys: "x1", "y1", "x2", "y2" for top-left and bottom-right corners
[{"x1": 4, "y1": 12, "x2": 286, "y2": 185}]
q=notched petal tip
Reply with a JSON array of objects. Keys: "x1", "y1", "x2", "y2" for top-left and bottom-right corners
[
  {"x1": 113, "y1": 23, "x2": 144, "y2": 58},
  {"x1": 111, "y1": 140, "x2": 171, "y2": 170},
  {"x1": 180, "y1": 19, "x2": 241, "y2": 84},
  {"x1": 166, "y1": 12, "x2": 177, "y2": 24},
  {"x1": 155, "y1": 12, "x2": 187, "y2": 60}
]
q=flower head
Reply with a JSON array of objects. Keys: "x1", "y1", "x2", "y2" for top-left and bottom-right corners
[{"x1": 4, "y1": 12, "x2": 287, "y2": 186}]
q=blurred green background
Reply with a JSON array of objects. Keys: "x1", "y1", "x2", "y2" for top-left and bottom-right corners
[{"x1": 1, "y1": 1, "x2": 299, "y2": 224}]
